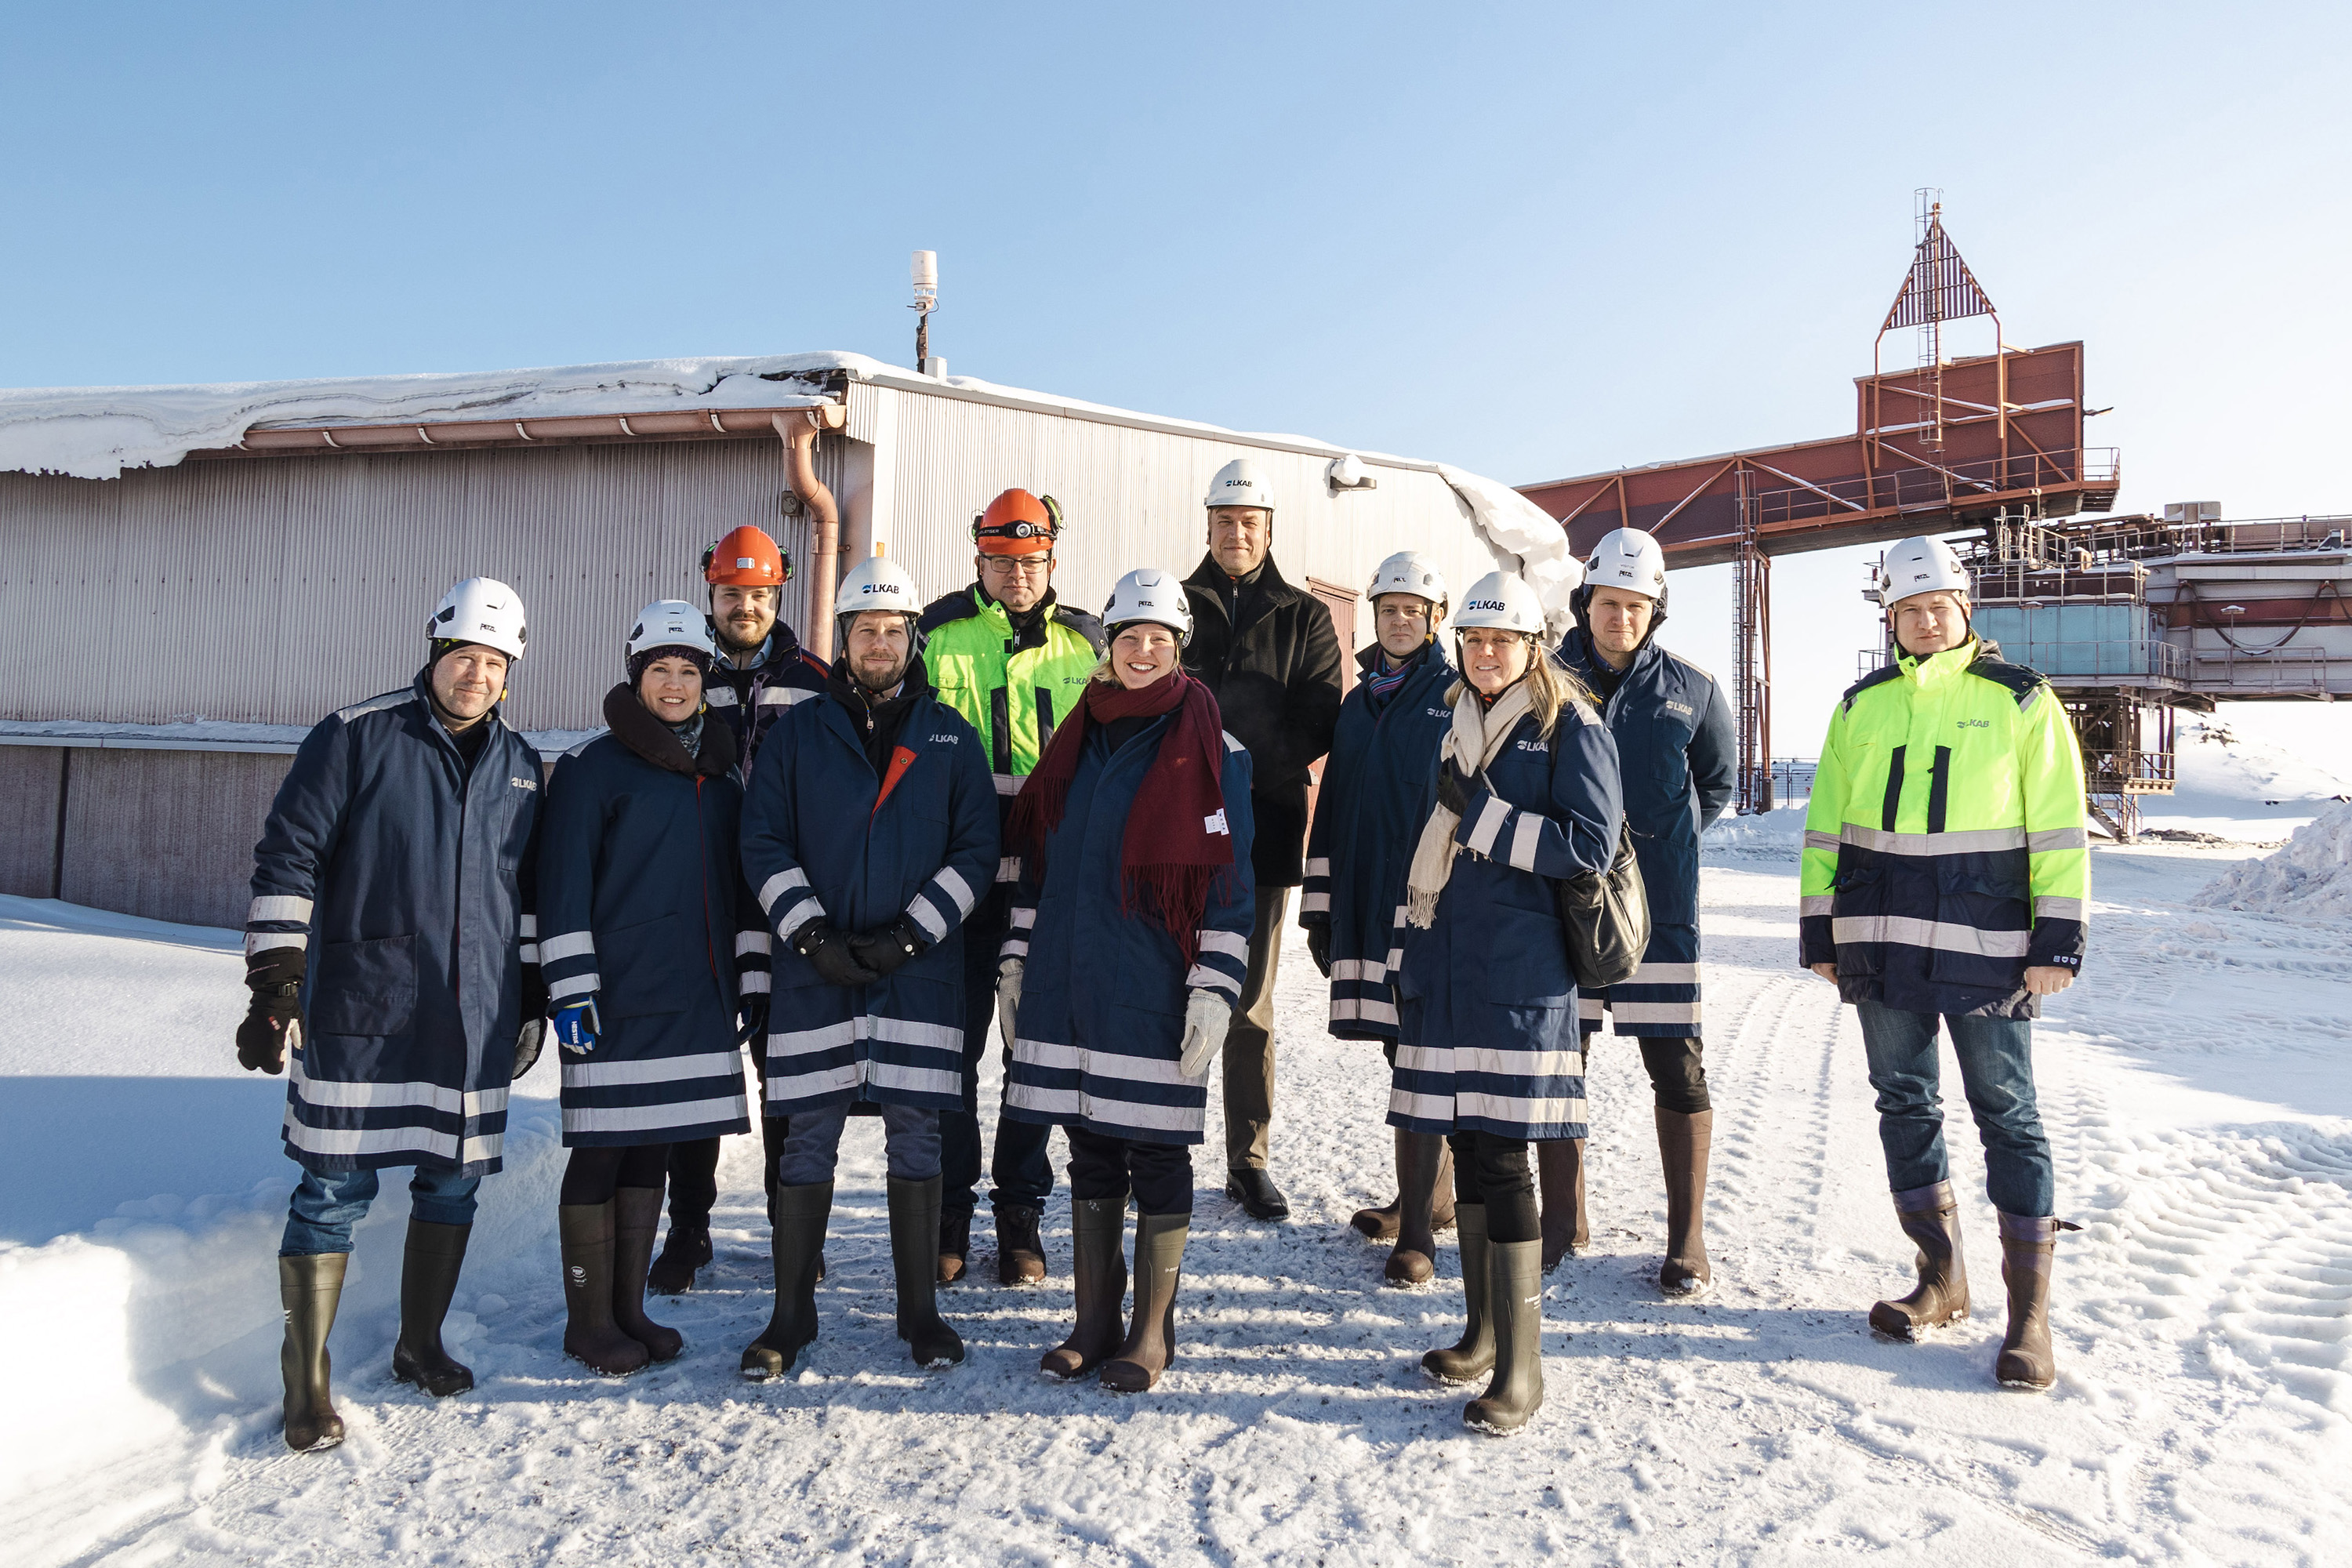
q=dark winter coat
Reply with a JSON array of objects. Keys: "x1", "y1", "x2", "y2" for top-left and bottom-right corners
[
  {"x1": 536, "y1": 687, "x2": 756, "y2": 1147},
  {"x1": 741, "y1": 659, "x2": 1000, "y2": 1114},
  {"x1": 703, "y1": 622, "x2": 829, "y2": 776},
  {"x1": 1180, "y1": 554, "x2": 1344, "y2": 887},
  {"x1": 246, "y1": 676, "x2": 543, "y2": 1176},
  {"x1": 1300, "y1": 641, "x2": 1456, "y2": 1042},
  {"x1": 1556, "y1": 630, "x2": 1736, "y2": 1042},
  {"x1": 1002, "y1": 715, "x2": 1257, "y2": 1145},
  {"x1": 1388, "y1": 694, "x2": 1623, "y2": 1142}
]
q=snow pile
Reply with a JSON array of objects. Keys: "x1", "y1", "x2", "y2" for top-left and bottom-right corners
[
  {"x1": 2192, "y1": 797, "x2": 2352, "y2": 917},
  {"x1": 0, "y1": 353, "x2": 854, "y2": 481},
  {"x1": 1702, "y1": 803, "x2": 1807, "y2": 859},
  {"x1": 2148, "y1": 714, "x2": 2352, "y2": 840},
  {"x1": 1436, "y1": 464, "x2": 1581, "y2": 641}
]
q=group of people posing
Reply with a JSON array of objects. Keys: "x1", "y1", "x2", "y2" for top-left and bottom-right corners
[{"x1": 235, "y1": 456, "x2": 2088, "y2": 1452}]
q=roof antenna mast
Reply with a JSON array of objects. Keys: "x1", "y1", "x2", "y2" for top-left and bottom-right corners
[{"x1": 911, "y1": 250, "x2": 943, "y2": 378}]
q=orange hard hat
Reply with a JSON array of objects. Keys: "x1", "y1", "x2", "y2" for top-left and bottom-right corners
[
  {"x1": 973, "y1": 489, "x2": 1062, "y2": 557},
  {"x1": 703, "y1": 525, "x2": 789, "y2": 586}
]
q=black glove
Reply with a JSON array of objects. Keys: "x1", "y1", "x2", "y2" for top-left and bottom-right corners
[
  {"x1": 794, "y1": 919, "x2": 880, "y2": 988},
  {"x1": 511, "y1": 1017, "x2": 546, "y2": 1080},
  {"x1": 848, "y1": 915, "x2": 931, "y2": 981},
  {"x1": 237, "y1": 984, "x2": 300, "y2": 1074},
  {"x1": 1436, "y1": 759, "x2": 1477, "y2": 817},
  {"x1": 1301, "y1": 915, "x2": 1332, "y2": 978},
  {"x1": 736, "y1": 992, "x2": 770, "y2": 1048}
]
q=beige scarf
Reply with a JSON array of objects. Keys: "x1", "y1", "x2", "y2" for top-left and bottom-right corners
[{"x1": 1405, "y1": 677, "x2": 1535, "y2": 927}]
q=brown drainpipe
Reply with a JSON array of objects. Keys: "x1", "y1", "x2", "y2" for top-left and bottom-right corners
[{"x1": 777, "y1": 406, "x2": 848, "y2": 661}]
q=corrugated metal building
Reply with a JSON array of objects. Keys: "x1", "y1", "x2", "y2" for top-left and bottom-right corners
[{"x1": 0, "y1": 354, "x2": 1544, "y2": 927}]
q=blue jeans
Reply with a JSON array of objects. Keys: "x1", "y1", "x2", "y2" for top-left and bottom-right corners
[
  {"x1": 1856, "y1": 1000, "x2": 2053, "y2": 1218},
  {"x1": 281, "y1": 1163, "x2": 481, "y2": 1257},
  {"x1": 939, "y1": 887, "x2": 1055, "y2": 1219},
  {"x1": 775, "y1": 1100, "x2": 942, "y2": 1187}
]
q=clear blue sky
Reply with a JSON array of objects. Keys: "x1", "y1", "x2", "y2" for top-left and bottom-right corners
[{"x1": 5, "y1": 1, "x2": 2348, "y2": 761}]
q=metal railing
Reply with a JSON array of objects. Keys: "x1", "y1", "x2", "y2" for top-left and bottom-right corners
[
  {"x1": 1856, "y1": 639, "x2": 2184, "y2": 684},
  {"x1": 1750, "y1": 448, "x2": 2120, "y2": 530},
  {"x1": 2082, "y1": 748, "x2": 2176, "y2": 793},
  {"x1": 2190, "y1": 648, "x2": 2349, "y2": 695}
]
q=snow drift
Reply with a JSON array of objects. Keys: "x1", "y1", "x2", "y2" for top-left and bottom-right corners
[{"x1": 2193, "y1": 797, "x2": 2352, "y2": 917}]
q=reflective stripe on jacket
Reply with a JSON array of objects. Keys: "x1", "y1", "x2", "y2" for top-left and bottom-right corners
[
  {"x1": 1800, "y1": 637, "x2": 2089, "y2": 1018},
  {"x1": 247, "y1": 677, "x2": 542, "y2": 1175}
]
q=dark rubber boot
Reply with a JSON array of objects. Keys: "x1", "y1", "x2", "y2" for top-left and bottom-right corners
[
  {"x1": 1101, "y1": 1212, "x2": 1187, "y2": 1393},
  {"x1": 889, "y1": 1175, "x2": 965, "y2": 1368},
  {"x1": 1464, "y1": 1239, "x2": 1545, "y2": 1434},
  {"x1": 1869, "y1": 1180, "x2": 1970, "y2": 1339},
  {"x1": 1537, "y1": 1138, "x2": 1589, "y2": 1274},
  {"x1": 1431, "y1": 1137, "x2": 1457, "y2": 1232},
  {"x1": 937, "y1": 1209, "x2": 971, "y2": 1286},
  {"x1": 1657, "y1": 1109, "x2": 1714, "y2": 1298},
  {"x1": 279, "y1": 1252, "x2": 347, "y2": 1452},
  {"x1": 1351, "y1": 1130, "x2": 1406, "y2": 1240},
  {"x1": 996, "y1": 1203, "x2": 1048, "y2": 1286},
  {"x1": 742, "y1": 1182, "x2": 830, "y2": 1380},
  {"x1": 560, "y1": 1203, "x2": 649, "y2": 1376},
  {"x1": 1041, "y1": 1197, "x2": 1128, "y2": 1379},
  {"x1": 612, "y1": 1185, "x2": 684, "y2": 1363},
  {"x1": 390, "y1": 1219, "x2": 474, "y2": 1396},
  {"x1": 1423, "y1": 1204, "x2": 1495, "y2": 1383},
  {"x1": 1995, "y1": 1212, "x2": 2075, "y2": 1390},
  {"x1": 1386, "y1": 1131, "x2": 1448, "y2": 1287},
  {"x1": 647, "y1": 1223, "x2": 711, "y2": 1296}
]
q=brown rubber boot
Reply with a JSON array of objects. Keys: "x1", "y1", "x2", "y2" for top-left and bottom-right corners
[
  {"x1": 1656, "y1": 1109, "x2": 1713, "y2": 1298},
  {"x1": 279, "y1": 1252, "x2": 348, "y2": 1452},
  {"x1": 612, "y1": 1185, "x2": 684, "y2": 1363},
  {"x1": 1100, "y1": 1212, "x2": 1187, "y2": 1393},
  {"x1": 391, "y1": 1219, "x2": 475, "y2": 1396},
  {"x1": 1386, "y1": 1131, "x2": 1449, "y2": 1286},
  {"x1": 742, "y1": 1182, "x2": 830, "y2": 1380},
  {"x1": 1430, "y1": 1138, "x2": 1457, "y2": 1232},
  {"x1": 560, "y1": 1203, "x2": 649, "y2": 1376},
  {"x1": 889, "y1": 1175, "x2": 965, "y2": 1368},
  {"x1": 1422, "y1": 1204, "x2": 1495, "y2": 1383},
  {"x1": 1351, "y1": 1127, "x2": 1409, "y2": 1240},
  {"x1": 996, "y1": 1203, "x2": 1048, "y2": 1286},
  {"x1": 1041, "y1": 1197, "x2": 1128, "y2": 1379},
  {"x1": 1994, "y1": 1212, "x2": 2076, "y2": 1390},
  {"x1": 1464, "y1": 1238, "x2": 1545, "y2": 1434},
  {"x1": 937, "y1": 1209, "x2": 971, "y2": 1286},
  {"x1": 1537, "y1": 1138, "x2": 1589, "y2": 1273},
  {"x1": 1868, "y1": 1181, "x2": 1970, "y2": 1339}
]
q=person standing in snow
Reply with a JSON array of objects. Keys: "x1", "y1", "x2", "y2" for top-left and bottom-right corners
[
  {"x1": 1001, "y1": 568, "x2": 1256, "y2": 1392},
  {"x1": 1179, "y1": 457, "x2": 1344, "y2": 1223},
  {"x1": 649, "y1": 526, "x2": 827, "y2": 1297},
  {"x1": 1553, "y1": 528, "x2": 1737, "y2": 1292},
  {"x1": 1391, "y1": 572, "x2": 1623, "y2": 1435},
  {"x1": 1802, "y1": 535, "x2": 2087, "y2": 1391},
  {"x1": 1297, "y1": 551, "x2": 1461, "y2": 1284},
  {"x1": 536, "y1": 602, "x2": 760, "y2": 1376},
  {"x1": 238, "y1": 579, "x2": 544, "y2": 1453},
  {"x1": 917, "y1": 488, "x2": 1105, "y2": 1287},
  {"x1": 736, "y1": 557, "x2": 998, "y2": 1377}
]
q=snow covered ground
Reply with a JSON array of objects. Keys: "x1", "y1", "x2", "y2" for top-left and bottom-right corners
[{"x1": 4, "y1": 829, "x2": 2350, "y2": 1565}]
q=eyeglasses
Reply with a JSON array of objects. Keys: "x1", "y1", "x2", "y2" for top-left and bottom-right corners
[{"x1": 981, "y1": 556, "x2": 1052, "y2": 575}]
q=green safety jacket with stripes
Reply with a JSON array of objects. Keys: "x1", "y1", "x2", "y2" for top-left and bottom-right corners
[
  {"x1": 1799, "y1": 637, "x2": 2089, "y2": 1019},
  {"x1": 918, "y1": 586, "x2": 1106, "y2": 882}
]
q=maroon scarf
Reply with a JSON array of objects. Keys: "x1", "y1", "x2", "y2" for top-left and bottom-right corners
[{"x1": 1008, "y1": 670, "x2": 1235, "y2": 963}]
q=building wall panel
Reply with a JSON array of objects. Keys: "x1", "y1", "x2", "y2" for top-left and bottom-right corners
[
  {"x1": 58, "y1": 749, "x2": 292, "y2": 928},
  {"x1": 0, "y1": 747, "x2": 66, "y2": 898}
]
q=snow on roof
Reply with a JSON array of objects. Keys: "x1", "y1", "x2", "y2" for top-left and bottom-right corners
[{"x1": 0, "y1": 351, "x2": 863, "y2": 481}]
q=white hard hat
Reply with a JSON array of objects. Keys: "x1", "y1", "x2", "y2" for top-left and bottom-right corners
[
  {"x1": 1367, "y1": 550, "x2": 1448, "y2": 611},
  {"x1": 1585, "y1": 528, "x2": 1668, "y2": 605},
  {"x1": 428, "y1": 577, "x2": 527, "y2": 660},
  {"x1": 1102, "y1": 566, "x2": 1195, "y2": 644},
  {"x1": 835, "y1": 554, "x2": 924, "y2": 622},
  {"x1": 1875, "y1": 535, "x2": 1970, "y2": 608},
  {"x1": 1453, "y1": 572, "x2": 1547, "y2": 636},
  {"x1": 626, "y1": 599, "x2": 717, "y2": 665},
  {"x1": 1203, "y1": 457, "x2": 1276, "y2": 514}
]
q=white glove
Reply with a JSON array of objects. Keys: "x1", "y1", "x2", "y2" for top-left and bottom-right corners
[
  {"x1": 1178, "y1": 989, "x2": 1232, "y2": 1082},
  {"x1": 996, "y1": 957, "x2": 1024, "y2": 1047}
]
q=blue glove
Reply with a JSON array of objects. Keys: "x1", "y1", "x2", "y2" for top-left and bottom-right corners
[{"x1": 553, "y1": 996, "x2": 601, "y2": 1054}]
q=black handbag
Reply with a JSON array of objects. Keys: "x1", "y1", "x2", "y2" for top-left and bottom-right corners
[{"x1": 1554, "y1": 820, "x2": 1650, "y2": 992}]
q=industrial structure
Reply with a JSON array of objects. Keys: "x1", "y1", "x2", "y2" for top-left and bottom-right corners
[{"x1": 0, "y1": 354, "x2": 1532, "y2": 927}]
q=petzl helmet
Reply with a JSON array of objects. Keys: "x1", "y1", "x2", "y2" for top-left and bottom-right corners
[
  {"x1": 835, "y1": 554, "x2": 924, "y2": 624},
  {"x1": 1453, "y1": 572, "x2": 1547, "y2": 637},
  {"x1": 703, "y1": 525, "x2": 790, "y2": 586},
  {"x1": 1875, "y1": 535, "x2": 1970, "y2": 608},
  {"x1": 1203, "y1": 457, "x2": 1275, "y2": 515},
  {"x1": 974, "y1": 488, "x2": 1063, "y2": 557},
  {"x1": 1102, "y1": 567, "x2": 1194, "y2": 645},
  {"x1": 427, "y1": 578, "x2": 528, "y2": 660},
  {"x1": 1367, "y1": 550, "x2": 1448, "y2": 612}
]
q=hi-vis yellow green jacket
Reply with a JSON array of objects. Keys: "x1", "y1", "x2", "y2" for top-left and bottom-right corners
[{"x1": 1801, "y1": 637, "x2": 2089, "y2": 1018}]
